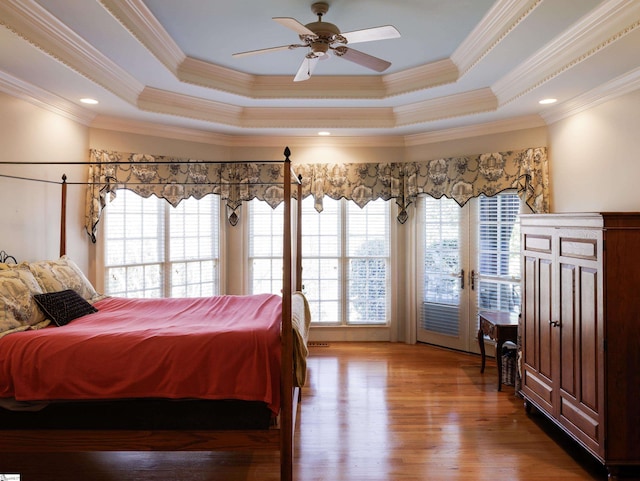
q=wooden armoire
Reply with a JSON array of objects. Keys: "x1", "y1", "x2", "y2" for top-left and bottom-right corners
[{"x1": 520, "y1": 213, "x2": 640, "y2": 479}]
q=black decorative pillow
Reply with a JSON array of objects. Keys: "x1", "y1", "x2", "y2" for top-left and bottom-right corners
[{"x1": 34, "y1": 289, "x2": 98, "y2": 326}]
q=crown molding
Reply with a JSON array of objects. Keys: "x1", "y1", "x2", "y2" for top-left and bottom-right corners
[
  {"x1": 493, "y1": 0, "x2": 640, "y2": 105},
  {"x1": 135, "y1": 86, "x2": 502, "y2": 130},
  {"x1": 90, "y1": 115, "x2": 235, "y2": 146},
  {"x1": 404, "y1": 115, "x2": 546, "y2": 146},
  {"x1": 177, "y1": 57, "x2": 256, "y2": 98},
  {"x1": 89, "y1": 110, "x2": 545, "y2": 149},
  {"x1": 0, "y1": 0, "x2": 143, "y2": 105},
  {"x1": 394, "y1": 88, "x2": 498, "y2": 126},
  {"x1": 452, "y1": 0, "x2": 542, "y2": 77},
  {"x1": 138, "y1": 86, "x2": 394, "y2": 128},
  {"x1": 541, "y1": 66, "x2": 640, "y2": 125},
  {"x1": 241, "y1": 107, "x2": 395, "y2": 129},
  {"x1": 383, "y1": 59, "x2": 459, "y2": 97},
  {"x1": 179, "y1": 55, "x2": 457, "y2": 100},
  {"x1": 0, "y1": 70, "x2": 96, "y2": 125},
  {"x1": 138, "y1": 87, "x2": 243, "y2": 125},
  {"x1": 89, "y1": 115, "x2": 407, "y2": 148},
  {"x1": 251, "y1": 75, "x2": 387, "y2": 99},
  {"x1": 229, "y1": 135, "x2": 407, "y2": 148},
  {"x1": 180, "y1": 56, "x2": 391, "y2": 99},
  {"x1": 98, "y1": 0, "x2": 185, "y2": 74}
]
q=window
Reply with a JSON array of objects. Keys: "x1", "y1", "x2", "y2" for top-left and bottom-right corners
[
  {"x1": 304, "y1": 197, "x2": 390, "y2": 325},
  {"x1": 300, "y1": 196, "x2": 341, "y2": 323},
  {"x1": 346, "y1": 199, "x2": 389, "y2": 324},
  {"x1": 103, "y1": 189, "x2": 220, "y2": 297},
  {"x1": 248, "y1": 200, "x2": 284, "y2": 295},
  {"x1": 249, "y1": 196, "x2": 390, "y2": 325},
  {"x1": 476, "y1": 193, "x2": 521, "y2": 313}
]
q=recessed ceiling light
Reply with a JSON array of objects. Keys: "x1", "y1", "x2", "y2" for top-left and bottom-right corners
[
  {"x1": 318, "y1": 131, "x2": 331, "y2": 136},
  {"x1": 539, "y1": 98, "x2": 557, "y2": 105},
  {"x1": 80, "y1": 98, "x2": 99, "y2": 104}
]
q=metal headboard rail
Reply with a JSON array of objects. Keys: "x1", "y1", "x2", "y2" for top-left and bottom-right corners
[{"x1": 0, "y1": 250, "x2": 17, "y2": 264}]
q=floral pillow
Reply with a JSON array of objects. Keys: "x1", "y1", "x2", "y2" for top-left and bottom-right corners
[
  {"x1": 0, "y1": 267, "x2": 48, "y2": 336},
  {"x1": 28, "y1": 255, "x2": 100, "y2": 301}
]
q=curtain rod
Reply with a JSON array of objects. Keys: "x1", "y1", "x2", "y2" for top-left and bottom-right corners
[
  {"x1": 0, "y1": 173, "x2": 301, "y2": 187},
  {"x1": 0, "y1": 159, "x2": 287, "y2": 165}
]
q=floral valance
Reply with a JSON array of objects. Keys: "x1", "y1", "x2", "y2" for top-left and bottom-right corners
[
  {"x1": 294, "y1": 146, "x2": 549, "y2": 222},
  {"x1": 85, "y1": 149, "x2": 291, "y2": 241},
  {"x1": 85, "y1": 146, "x2": 549, "y2": 240}
]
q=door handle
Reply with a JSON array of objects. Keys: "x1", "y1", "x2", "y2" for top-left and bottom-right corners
[
  {"x1": 549, "y1": 320, "x2": 560, "y2": 327},
  {"x1": 460, "y1": 269, "x2": 465, "y2": 289},
  {"x1": 470, "y1": 269, "x2": 476, "y2": 291}
]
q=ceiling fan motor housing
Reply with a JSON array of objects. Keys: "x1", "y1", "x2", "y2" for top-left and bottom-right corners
[
  {"x1": 302, "y1": 2, "x2": 345, "y2": 56},
  {"x1": 302, "y1": 20, "x2": 341, "y2": 55}
]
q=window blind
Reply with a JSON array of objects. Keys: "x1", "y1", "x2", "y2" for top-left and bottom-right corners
[{"x1": 104, "y1": 190, "x2": 219, "y2": 298}]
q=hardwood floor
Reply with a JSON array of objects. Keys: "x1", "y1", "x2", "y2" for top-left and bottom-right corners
[{"x1": 0, "y1": 342, "x2": 609, "y2": 480}]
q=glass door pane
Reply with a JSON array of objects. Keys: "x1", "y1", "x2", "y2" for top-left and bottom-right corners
[
  {"x1": 469, "y1": 193, "x2": 522, "y2": 355},
  {"x1": 417, "y1": 196, "x2": 470, "y2": 350}
]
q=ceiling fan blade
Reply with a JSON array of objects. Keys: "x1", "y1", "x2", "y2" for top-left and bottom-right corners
[
  {"x1": 335, "y1": 47, "x2": 391, "y2": 72},
  {"x1": 294, "y1": 56, "x2": 320, "y2": 82},
  {"x1": 341, "y1": 25, "x2": 400, "y2": 44},
  {"x1": 273, "y1": 17, "x2": 317, "y2": 37},
  {"x1": 232, "y1": 44, "x2": 302, "y2": 58}
]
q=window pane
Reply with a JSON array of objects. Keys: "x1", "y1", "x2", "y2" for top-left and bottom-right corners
[
  {"x1": 477, "y1": 193, "x2": 521, "y2": 313},
  {"x1": 302, "y1": 196, "x2": 339, "y2": 258},
  {"x1": 301, "y1": 197, "x2": 341, "y2": 324},
  {"x1": 249, "y1": 200, "x2": 284, "y2": 295},
  {"x1": 422, "y1": 196, "x2": 460, "y2": 305},
  {"x1": 169, "y1": 195, "x2": 219, "y2": 296},
  {"x1": 104, "y1": 190, "x2": 219, "y2": 298},
  {"x1": 346, "y1": 199, "x2": 389, "y2": 325},
  {"x1": 104, "y1": 190, "x2": 165, "y2": 297}
]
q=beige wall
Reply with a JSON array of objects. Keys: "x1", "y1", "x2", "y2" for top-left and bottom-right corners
[
  {"x1": 548, "y1": 88, "x2": 640, "y2": 212},
  {"x1": 90, "y1": 128, "x2": 231, "y2": 160},
  {"x1": 0, "y1": 92, "x2": 90, "y2": 272},
  {"x1": 404, "y1": 127, "x2": 548, "y2": 162}
]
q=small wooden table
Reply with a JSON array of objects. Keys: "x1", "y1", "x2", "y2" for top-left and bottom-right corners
[{"x1": 478, "y1": 311, "x2": 519, "y2": 391}]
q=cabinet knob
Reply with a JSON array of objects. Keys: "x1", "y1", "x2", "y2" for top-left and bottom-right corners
[{"x1": 548, "y1": 320, "x2": 560, "y2": 327}]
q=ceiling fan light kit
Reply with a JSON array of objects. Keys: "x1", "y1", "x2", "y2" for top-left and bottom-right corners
[{"x1": 232, "y1": 2, "x2": 400, "y2": 81}]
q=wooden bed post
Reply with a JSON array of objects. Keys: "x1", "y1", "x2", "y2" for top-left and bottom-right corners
[
  {"x1": 296, "y1": 176, "x2": 303, "y2": 293},
  {"x1": 281, "y1": 147, "x2": 294, "y2": 481},
  {"x1": 60, "y1": 174, "x2": 67, "y2": 257}
]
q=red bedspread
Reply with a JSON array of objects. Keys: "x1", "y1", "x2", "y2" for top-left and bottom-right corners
[{"x1": 0, "y1": 294, "x2": 282, "y2": 413}]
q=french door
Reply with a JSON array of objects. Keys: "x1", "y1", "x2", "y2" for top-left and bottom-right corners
[{"x1": 416, "y1": 192, "x2": 522, "y2": 353}]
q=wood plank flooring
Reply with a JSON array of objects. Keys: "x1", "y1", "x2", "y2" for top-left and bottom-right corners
[{"x1": 0, "y1": 342, "x2": 610, "y2": 480}]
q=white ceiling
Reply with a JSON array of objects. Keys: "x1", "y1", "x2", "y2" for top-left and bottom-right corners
[{"x1": 1, "y1": 0, "x2": 639, "y2": 143}]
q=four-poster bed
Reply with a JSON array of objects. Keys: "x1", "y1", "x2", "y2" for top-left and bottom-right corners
[{"x1": 0, "y1": 147, "x2": 305, "y2": 481}]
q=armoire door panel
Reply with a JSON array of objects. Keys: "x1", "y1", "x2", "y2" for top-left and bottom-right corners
[
  {"x1": 524, "y1": 233, "x2": 552, "y2": 253},
  {"x1": 559, "y1": 237, "x2": 598, "y2": 260},
  {"x1": 578, "y1": 266, "x2": 599, "y2": 412},
  {"x1": 559, "y1": 396, "x2": 600, "y2": 449},
  {"x1": 523, "y1": 369, "x2": 553, "y2": 407},
  {"x1": 523, "y1": 255, "x2": 537, "y2": 367},
  {"x1": 537, "y1": 258, "x2": 553, "y2": 379},
  {"x1": 559, "y1": 263, "x2": 576, "y2": 397}
]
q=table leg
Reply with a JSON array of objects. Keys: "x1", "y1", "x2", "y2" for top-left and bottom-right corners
[
  {"x1": 478, "y1": 328, "x2": 486, "y2": 373},
  {"x1": 496, "y1": 339, "x2": 504, "y2": 392}
]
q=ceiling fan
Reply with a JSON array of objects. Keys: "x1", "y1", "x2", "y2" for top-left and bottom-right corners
[{"x1": 232, "y1": 2, "x2": 401, "y2": 82}]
